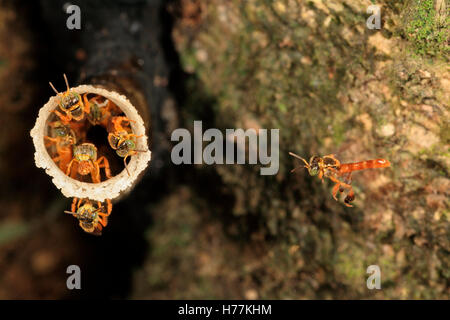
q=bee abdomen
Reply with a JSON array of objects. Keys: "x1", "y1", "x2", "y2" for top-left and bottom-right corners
[{"x1": 339, "y1": 159, "x2": 390, "y2": 173}]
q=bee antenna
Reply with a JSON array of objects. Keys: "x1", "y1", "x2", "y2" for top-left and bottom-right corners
[
  {"x1": 92, "y1": 206, "x2": 103, "y2": 214},
  {"x1": 63, "y1": 73, "x2": 70, "y2": 92},
  {"x1": 288, "y1": 152, "x2": 310, "y2": 168},
  {"x1": 64, "y1": 210, "x2": 77, "y2": 216},
  {"x1": 49, "y1": 81, "x2": 59, "y2": 95},
  {"x1": 290, "y1": 165, "x2": 307, "y2": 173},
  {"x1": 124, "y1": 156, "x2": 131, "y2": 176}
]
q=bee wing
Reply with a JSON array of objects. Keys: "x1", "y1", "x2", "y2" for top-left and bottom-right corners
[{"x1": 323, "y1": 153, "x2": 338, "y2": 159}]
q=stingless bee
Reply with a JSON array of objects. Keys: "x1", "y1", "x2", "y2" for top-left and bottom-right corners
[
  {"x1": 65, "y1": 198, "x2": 112, "y2": 235},
  {"x1": 107, "y1": 116, "x2": 145, "y2": 176},
  {"x1": 66, "y1": 143, "x2": 112, "y2": 183},
  {"x1": 86, "y1": 97, "x2": 122, "y2": 127},
  {"x1": 289, "y1": 152, "x2": 390, "y2": 207},
  {"x1": 49, "y1": 74, "x2": 91, "y2": 123},
  {"x1": 44, "y1": 121, "x2": 77, "y2": 172}
]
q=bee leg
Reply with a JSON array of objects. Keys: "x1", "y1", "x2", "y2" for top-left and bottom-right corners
[
  {"x1": 44, "y1": 136, "x2": 58, "y2": 146},
  {"x1": 70, "y1": 161, "x2": 79, "y2": 179},
  {"x1": 340, "y1": 172, "x2": 352, "y2": 193},
  {"x1": 113, "y1": 116, "x2": 134, "y2": 132},
  {"x1": 97, "y1": 156, "x2": 112, "y2": 179},
  {"x1": 112, "y1": 116, "x2": 124, "y2": 132},
  {"x1": 71, "y1": 198, "x2": 77, "y2": 213},
  {"x1": 65, "y1": 159, "x2": 75, "y2": 176},
  {"x1": 52, "y1": 109, "x2": 71, "y2": 124},
  {"x1": 97, "y1": 205, "x2": 109, "y2": 227},
  {"x1": 98, "y1": 214, "x2": 108, "y2": 227},
  {"x1": 76, "y1": 198, "x2": 83, "y2": 210},
  {"x1": 82, "y1": 93, "x2": 90, "y2": 114},
  {"x1": 105, "y1": 99, "x2": 115, "y2": 112},
  {"x1": 329, "y1": 176, "x2": 351, "y2": 190},
  {"x1": 344, "y1": 189, "x2": 355, "y2": 207},
  {"x1": 116, "y1": 116, "x2": 136, "y2": 124},
  {"x1": 91, "y1": 162, "x2": 101, "y2": 183},
  {"x1": 329, "y1": 176, "x2": 353, "y2": 206},
  {"x1": 105, "y1": 199, "x2": 112, "y2": 216},
  {"x1": 332, "y1": 183, "x2": 340, "y2": 201}
]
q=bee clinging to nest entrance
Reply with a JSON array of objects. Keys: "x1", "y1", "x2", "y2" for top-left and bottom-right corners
[
  {"x1": 49, "y1": 74, "x2": 90, "y2": 123},
  {"x1": 107, "y1": 116, "x2": 146, "y2": 176},
  {"x1": 65, "y1": 198, "x2": 113, "y2": 235}
]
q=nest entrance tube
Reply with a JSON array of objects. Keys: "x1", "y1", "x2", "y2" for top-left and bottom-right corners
[{"x1": 30, "y1": 85, "x2": 151, "y2": 202}]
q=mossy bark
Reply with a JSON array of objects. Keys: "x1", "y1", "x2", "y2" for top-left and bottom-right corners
[{"x1": 142, "y1": 0, "x2": 449, "y2": 299}]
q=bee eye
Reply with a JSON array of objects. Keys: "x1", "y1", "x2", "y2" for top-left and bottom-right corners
[
  {"x1": 116, "y1": 147, "x2": 128, "y2": 157},
  {"x1": 55, "y1": 128, "x2": 65, "y2": 136},
  {"x1": 309, "y1": 167, "x2": 319, "y2": 176},
  {"x1": 125, "y1": 140, "x2": 135, "y2": 150}
]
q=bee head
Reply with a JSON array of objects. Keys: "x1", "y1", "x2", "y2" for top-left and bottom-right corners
[
  {"x1": 116, "y1": 139, "x2": 136, "y2": 157},
  {"x1": 307, "y1": 156, "x2": 321, "y2": 176},
  {"x1": 60, "y1": 92, "x2": 81, "y2": 112},
  {"x1": 53, "y1": 123, "x2": 70, "y2": 137}
]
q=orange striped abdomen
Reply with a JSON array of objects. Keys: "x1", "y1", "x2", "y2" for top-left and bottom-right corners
[{"x1": 339, "y1": 159, "x2": 390, "y2": 173}]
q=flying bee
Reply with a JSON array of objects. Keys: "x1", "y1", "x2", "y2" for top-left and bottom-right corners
[
  {"x1": 65, "y1": 198, "x2": 112, "y2": 235},
  {"x1": 44, "y1": 121, "x2": 77, "y2": 172},
  {"x1": 289, "y1": 152, "x2": 390, "y2": 207},
  {"x1": 49, "y1": 74, "x2": 91, "y2": 123},
  {"x1": 66, "y1": 143, "x2": 112, "y2": 183},
  {"x1": 107, "y1": 116, "x2": 145, "y2": 176}
]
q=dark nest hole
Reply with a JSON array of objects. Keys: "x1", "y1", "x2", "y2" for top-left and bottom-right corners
[{"x1": 85, "y1": 124, "x2": 125, "y2": 178}]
